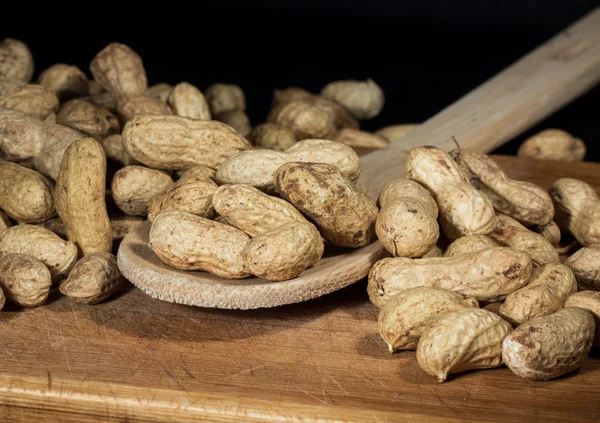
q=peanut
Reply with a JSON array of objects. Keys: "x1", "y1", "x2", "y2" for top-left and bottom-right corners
[
  {"x1": 39, "y1": 215, "x2": 143, "y2": 242},
  {"x1": 320, "y1": 78, "x2": 384, "y2": 120},
  {"x1": 272, "y1": 87, "x2": 312, "y2": 106},
  {"x1": 565, "y1": 291, "x2": 600, "y2": 346},
  {"x1": 0, "y1": 108, "x2": 44, "y2": 161},
  {"x1": 0, "y1": 253, "x2": 52, "y2": 307},
  {"x1": 56, "y1": 99, "x2": 117, "y2": 140},
  {"x1": 168, "y1": 82, "x2": 211, "y2": 120},
  {"x1": 531, "y1": 221, "x2": 561, "y2": 247},
  {"x1": 176, "y1": 165, "x2": 216, "y2": 181},
  {"x1": 378, "y1": 287, "x2": 478, "y2": 352},
  {"x1": 518, "y1": 129, "x2": 586, "y2": 162},
  {"x1": 565, "y1": 244, "x2": 600, "y2": 290},
  {"x1": 0, "y1": 38, "x2": 34, "y2": 82},
  {"x1": 249, "y1": 123, "x2": 296, "y2": 151},
  {"x1": 417, "y1": 308, "x2": 512, "y2": 382},
  {"x1": 375, "y1": 124, "x2": 418, "y2": 143},
  {"x1": 148, "y1": 174, "x2": 217, "y2": 222},
  {"x1": 116, "y1": 94, "x2": 172, "y2": 123},
  {"x1": 145, "y1": 83, "x2": 173, "y2": 103},
  {"x1": 333, "y1": 128, "x2": 387, "y2": 149},
  {"x1": 100, "y1": 134, "x2": 139, "y2": 166},
  {"x1": 0, "y1": 78, "x2": 25, "y2": 97},
  {"x1": 0, "y1": 84, "x2": 59, "y2": 121},
  {"x1": 271, "y1": 99, "x2": 336, "y2": 140},
  {"x1": 502, "y1": 307, "x2": 594, "y2": 380},
  {"x1": 149, "y1": 210, "x2": 251, "y2": 278},
  {"x1": 444, "y1": 235, "x2": 497, "y2": 257},
  {"x1": 32, "y1": 124, "x2": 85, "y2": 180},
  {"x1": 215, "y1": 110, "x2": 251, "y2": 137},
  {"x1": 377, "y1": 178, "x2": 438, "y2": 214},
  {"x1": 90, "y1": 43, "x2": 147, "y2": 100},
  {"x1": 111, "y1": 166, "x2": 173, "y2": 216},
  {"x1": 0, "y1": 285, "x2": 4, "y2": 310},
  {"x1": 306, "y1": 96, "x2": 360, "y2": 130},
  {"x1": 37, "y1": 64, "x2": 88, "y2": 101},
  {"x1": 0, "y1": 210, "x2": 11, "y2": 234},
  {"x1": 205, "y1": 83, "x2": 246, "y2": 115}
]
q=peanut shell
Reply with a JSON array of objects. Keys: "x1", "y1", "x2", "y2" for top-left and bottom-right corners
[
  {"x1": 0, "y1": 108, "x2": 44, "y2": 161},
  {"x1": 116, "y1": 94, "x2": 172, "y2": 123},
  {"x1": 0, "y1": 38, "x2": 34, "y2": 82},
  {"x1": 148, "y1": 175, "x2": 217, "y2": 222},
  {"x1": 57, "y1": 99, "x2": 116, "y2": 140},
  {"x1": 321, "y1": 79, "x2": 384, "y2": 120},
  {"x1": 0, "y1": 253, "x2": 52, "y2": 307},
  {"x1": 273, "y1": 99, "x2": 336, "y2": 140},
  {"x1": 37, "y1": 64, "x2": 88, "y2": 101},
  {"x1": 205, "y1": 83, "x2": 246, "y2": 114},
  {"x1": 518, "y1": 129, "x2": 586, "y2": 162},
  {"x1": 60, "y1": 252, "x2": 123, "y2": 304},
  {"x1": 111, "y1": 166, "x2": 173, "y2": 216},
  {"x1": 0, "y1": 210, "x2": 11, "y2": 234},
  {"x1": 100, "y1": 134, "x2": 139, "y2": 166},
  {"x1": 32, "y1": 124, "x2": 85, "y2": 180},
  {"x1": 0, "y1": 84, "x2": 59, "y2": 120},
  {"x1": 249, "y1": 123, "x2": 296, "y2": 151},
  {"x1": 168, "y1": 82, "x2": 211, "y2": 120},
  {"x1": 444, "y1": 235, "x2": 497, "y2": 257},
  {"x1": 377, "y1": 178, "x2": 438, "y2": 216},
  {"x1": 531, "y1": 221, "x2": 561, "y2": 247},
  {"x1": 90, "y1": 43, "x2": 147, "y2": 100},
  {"x1": 145, "y1": 83, "x2": 173, "y2": 103},
  {"x1": 565, "y1": 291, "x2": 600, "y2": 346},
  {"x1": 215, "y1": 110, "x2": 251, "y2": 137},
  {"x1": 566, "y1": 244, "x2": 600, "y2": 290}
]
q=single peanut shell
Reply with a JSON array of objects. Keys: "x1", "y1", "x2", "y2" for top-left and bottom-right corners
[
  {"x1": 379, "y1": 287, "x2": 478, "y2": 352},
  {"x1": 215, "y1": 110, "x2": 251, "y2": 137},
  {"x1": 566, "y1": 245, "x2": 600, "y2": 290},
  {"x1": 375, "y1": 124, "x2": 418, "y2": 143},
  {"x1": 145, "y1": 83, "x2": 173, "y2": 103},
  {"x1": 285, "y1": 139, "x2": 361, "y2": 182},
  {"x1": 306, "y1": 96, "x2": 360, "y2": 130},
  {"x1": 273, "y1": 100, "x2": 336, "y2": 140},
  {"x1": 0, "y1": 84, "x2": 59, "y2": 120},
  {"x1": 333, "y1": 128, "x2": 387, "y2": 148},
  {"x1": 503, "y1": 307, "x2": 595, "y2": 380},
  {"x1": 377, "y1": 178, "x2": 438, "y2": 217},
  {"x1": 39, "y1": 215, "x2": 143, "y2": 242},
  {"x1": 60, "y1": 252, "x2": 123, "y2": 304},
  {"x1": 272, "y1": 87, "x2": 312, "y2": 106},
  {"x1": 56, "y1": 99, "x2": 116, "y2": 140},
  {"x1": 565, "y1": 291, "x2": 600, "y2": 346},
  {"x1": 86, "y1": 90, "x2": 117, "y2": 110},
  {"x1": 0, "y1": 78, "x2": 25, "y2": 97},
  {"x1": 176, "y1": 165, "x2": 216, "y2": 181},
  {"x1": 0, "y1": 38, "x2": 34, "y2": 82},
  {"x1": 276, "y1": 162, "x2": 378, "y2": 248},
  {"x1": 321, "y1": 79, "x2": 384, "y2": 120},
  {"x1": 111, "y1": 166, "x2": 173, "y2": 216},
  {"x1": 417, "y1": 308, "x2": 512, "y2": 382},
  {"x1": 0, "y1": 108, "x2": 44, "y2": 161},
  {"x1": 168, "y1": 82, "x2": 211, "y2": 120},
  {"x1": 518, "y1": 129, "x2": 586, "y2": 162},
  {"x1": 122, "y1": 114, "x2": 251, "y2": 171},
  {"x1": 531, "y1": 221, "x2": 561, "y2": 247},
  {"x1": 32, "y1": 124, "x2": 85, "y2": 180},
  {"x1": 149, "y1": 210, "x2": 251, "y2": 278},
  {"x1": 37, "y1": 64, "x2": 88, "y2": 101},
  {"x1": 421, "y1": 245, "x2": 443, "y2": 258},
  {"x1": 444, "y1": 235, "x2": 497, "y2": 257},
  {"x1": 0, "y1": 253, "x2": 51, "y2": 307},
  {"x1": 0, "y1": 210, "x2": 11, "y2": 234},
  {"x1": 205, "y1": 83, "x2": 246, "y2": 114},
  {"x1": 249, "y1": 123, "x2": 296, "y2": 151},
  {"x1": 148, "y1": 176, "x2": 217, "y2": 222},
  {"x1": 368, "y1": 246, "x2": 533, "y2": 307},
  {"x1": 243, "y1": 221, "x2": 324, "y2": 281},
  {"x1": 100, "y1": 134, "x2": 139, "y2": 166},
  {"x1": 116, "y1": 94, "x2": 172, "y2": 123},
  {"x1": 90, "y1": 43, "x2": 147, "y2": 100},
  {"x1": 55, "y1": 137, "x2": 112, "y2": 256}
]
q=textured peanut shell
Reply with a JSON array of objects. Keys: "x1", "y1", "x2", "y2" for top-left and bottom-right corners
[
  {"x1": 273, "y1": 100, "x2": 336, "y2": 140},
  {"x1": 0, "y1": 108, "x2": 44, "y2": 161},
  {"x1": 176, "y1": 165, "x2": 216, "y2": 181},
  {"x1": 276, "y1": 162, "x2": 378, "y2": 248},
  {"x1": 37, "y1": 64, "x2": 88, "y2": 101},
  {"x1": 111, "y1": 166, "x2": 173, "y2": 216},
  {"x1": 215, "y1": 110, "x2": 251, "y2": 137},
  {"x1": 145, "y1": 83, "x2": 173, "y2": 103},
  {"x1": 565, "y1": 291, "x2": 600, "y2": 346},
  {"x1": 0, "y1": 224, "x2": 77, "y2": 281},
  {"x1": 86, "y1": 90, "x2": 117, "y2": 110},
  {"x1": 55, "y1": 137, "x2": 112, "y2": 256},
  {"x1": 549, "y1": 178, "x2": 600, "y2": 247},
  {"x1": 452, "y1": 149, "x2": 554, "y2": 226},
  {"x1": 417, "y1": 308, "x2": 512, "y2": 382},
  {"x1": 0, "y1": 78, "x2": 25, "y2": 97},
  {"x1": 249, "y1": 123, "x2": 296, "y2": 151},
  {"x1": 90, "y1": 43, "x2": 147, "y2": 100},
  {"x1": 333, "y1": 128, "x2": 387, "y2": 148},
  {"x1": 168, "y1": 82, "x2": 211, "y2": 120},
  {"x1": 421, "y1": 245, "x2": 443, "y2": 258},
  {"x1": 0, "y1": 161, "x2": 55, "y2": 223},
  {"x1": 532, "y1": 221, "x2": 561, "y2": 247},
  {"x1": 377, "y1": 178, "x2": 438, "y2": 216},
  {"x1": 285, "y1": 139, "x2": 361, "y2": 182},
  {"x1": 39, "y1": 215, "x2": 143, "y2": 242},
  {"x1": 212, "y1": 184, "x2": 309, "y2": 237},
  {"x1": 502, "y1": 307, "x2": 594, "y2": 380},
  {"x1": 122, "y1": 114, "x2": 251, "y2": 171},
  {"x1": 378, "y1": 287, "x2": 478, "y2": 352},
  {"x1": 272, "y1": 87, "x2": 312, "y2": 106},
  {"x1": 499, "y1": 263, "x2": 577, "y2": 324},
  {"x1": 0, "y1": 38, "x2": 34, "y2": 82},
  {"x1": 149, "y1": 210, "x2": 251, "y2": 278},
  {"x1": 243, "y1": 221, "x2": 324, "y2": 281},
  {"x1": 376, "y1": 198, "x2": 439, "y2": 257},
  {"x1": 405, "y1": 146, "x2": 496, "y2": 240},
  {"x1": 306, "y1": 96, "x2": 360, "y2": 130},
  {"x1": 0, "y1": 253, "x2": 51, "y2": 307},
  {"x1": 566, "y1": 244, "x2": 600, "y2": 290},
  {"x1": 368, "y1": 246, "x2": 533, "y2": 307},
  {"x1": 444, "y1": 235, "x2": 497, "y2": 257},
  {"x1": 60, "y1": 252, "x2": 123, "y2": 304},
  {"x1": 375, "y1": 124, "x2": 419, "y2": 142},
  {"x1": 87, "y1": 80, "x2": 104, "y2": 96},
  {"x1": 491, "y1": 214, "x2": 559, "y2": 266},
  {"x1": 321, "y1": 79, "x2": 384, "y2": 120},
  {"x1": 0, "y1": 84, "x2": 59, "y2": 120},
  {"x1": 100, "y1": 134, "x2": 139, "y2": 166},
  {"x1": 56, "y1": 99, "x2": 115, "y2": 140},
  {"x1": 32, "y1": 124, "x2": 85, "y2": 180},
  {"x1": 205, "y1": 84, "x2": 246, "y2": 114},
  {"x1": 518, "y1": 129, "x2": 586, "y2": 162},
  {"x1": 0, "y1": 210, "x2": 11, "y2": 234},
  {"x1": 148, "y1": 176, "x2": 217, "y2": 222},
  {"x1": 116, "y1": 94, "x2": 172, "y2": 123}
]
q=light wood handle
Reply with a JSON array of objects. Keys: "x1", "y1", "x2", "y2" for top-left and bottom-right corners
[{"x1": 358, "y1": 7, "x2": 600, "y2": 199}]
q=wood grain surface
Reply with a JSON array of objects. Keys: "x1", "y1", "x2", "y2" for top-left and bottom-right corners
[{"x1": 1, "y1": 155, "x2": 599, "y2": 422}]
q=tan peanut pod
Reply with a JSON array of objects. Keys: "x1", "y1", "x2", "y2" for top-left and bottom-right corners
[
  {"x1": 444, "y1": 235, "x2": 497, "y2": 257},
  {"x1": 60, "y1": 252, "x2": 124, "y2": 304},
  {"x1": 417, "y1": 308, "x2": 512, "y2": 382},
  {"x1": 307, "y1": 96, "x2": 360, "y2": 130},
  {"x1": 0, "y1": 253, "x2": 51, "y2": 307},
  {"x1": 0, "y1": 210, "x2": 11, "y2": 234},
  {"x1": 0, "y1": 84, "x2": 59, "y2": 121},
  {"x1": 87, "y1": 90, "x2": 117, "y2": 110},
  {"x1": 212, "y1": 184, "x2": 310, "y2": 237},
  {"x1": 148, "y1": 176, "x2": 217, "y2": 222},
  {"x1": 215, "y1": 110, "x2": 251, "y2": 137},
  {"x1": 378, "y1": 287, "x2": 478, "y2": 352},
  {"x1": 499, "y1": 263, "x2": 577, "y2": 325},
  {"x1": 550, "y1": 178, "x2": 600, "y2": 247},
  {"x1": 0, "y1": 161, "x2": 55, "y2": 223},
  {"x1": 87, "y1": 80, "x2": 103, "y2": 96},
  {"x1": 0, "y1": 38, "x2": 34, "y2": 82},
  {"x1": 43, "y1": 113, "x2": 57, "y2": 125},
  {"x1": 503, "y1": 307, "x2": 595, "y2": 380},
  {"x1": 248, "y1": 123, "x2": 296, "y2": 151},
  {"x1": 37, "y1": 64, "x2": 88, "y2": 101},
  {"x1": 368, "y1": 247, "x2": 533, "y2": 307},
  {"x1": 452, "y1": 149, "x2": 554, "y2": 226},
  {"x1": 149, "y1": 210, "x2": 251, "y2": 278},
  {"x1": 90, "y1": 42, "x2": 147, "y2": 100},
  {"x1": 565, "y1": 291, "x2": 600, "y2": 346},
  {"x1": 421, "y1": 245, "x2": 443, "y2": 258},
  {"x1": 0, "y1": 224, "x2": 77, "y2": 281},
  {"x1": 518, "y1": 129, "x2": 586, "y2": 162},
  {"x1": 375, "y1": 124, "x2": 419, "y2": 143},
  {"x1": 100, "y1": 134, "x2": 139, "y2": 166},
  {"x1": 333, "y1": 128, "x2": 387, "y2": 148},
  {"x1": 273, "y1": 100, "x2": 336, "y2": 140},
  {"x1": 272, "y1": 87, "x2": 312, "y2": 106},
  {"x1": 276, "y1": 162, "x2": 378, "y2": 248},
  {"x1": 0, "y1": 78, "x2": 26, "y2": 97},
  {"x1": 176, "y1": 165, "x2": 216, "y2": 181},
  {"x1": 122, "y1": 114, "x2": 251, "y2": 171},
  {"x1": 56, "y1": 99, "x2": 115, "y2": 140},
  {"x1": 566, "y1": 244, "x2": 600, "y2": 290},
  {"x1": 204, "y1": 83, "x2": 246, "y2": 115},
  {"x1": 531, "y1": 221, "x2": 561, "y2": 247},
  {"x1": 377, "y1": 178, "x2": 438, "y2": 216},
  {"x1": 243, "y1": 221, "x2": 324, "y2": 281},
  {"x1": 405, "y1": 146, "x2": 496, "y2": 240},
  {"x1": 32, "y1": 124, "x2": 84, "y2": 180},
  {"x1": 491, "y1": 214, "x2": 559, "y2": 266},
  {"x1": 116, "y1": 94, "x2": 172, "y2": 123},
  {"x1": 0, "y1": 285, "x2": 4, "y2": 310},
  {"x1": 168, "y1": 82, "x2": 211, "y2": 120},
  {"x1": 321, "y1": 79, "x2": 384, "y2": 120},
  {"x1": 55, "y1": 137, "x2": 112, "y2": 256},
  {"x1": 285, "y1": 139, "x2": 361, "y2": 182},
  {"x1": 0, "y1": 108, "x2": 44, "y2": 161},
  {"x1": 111, "y1": 166, "x2": 173, "y2": 216},
  {"x1": 145, "y1": 83, "x2": 173, "y2": 103}
]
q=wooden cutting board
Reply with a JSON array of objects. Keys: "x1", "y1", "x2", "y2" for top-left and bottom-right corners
[{"x1": 1, "y1": 155, "x2": 599, "y2": 423}]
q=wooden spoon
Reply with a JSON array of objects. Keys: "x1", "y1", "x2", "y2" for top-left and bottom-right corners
[{"x1": 117, "y1": 8, "x2": 600, "y2": 309}]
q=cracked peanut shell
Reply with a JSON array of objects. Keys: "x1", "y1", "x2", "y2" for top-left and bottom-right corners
[{"x1": 0, "y1": 253, "x2": 52, "y2": 307}]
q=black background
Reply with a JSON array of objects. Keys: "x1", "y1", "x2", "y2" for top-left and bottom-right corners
[{"x1": 3, "y1": 0, "x2": 599, "y2": 160}]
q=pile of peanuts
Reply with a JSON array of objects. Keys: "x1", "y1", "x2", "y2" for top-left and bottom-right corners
[{"x1": 1, "y1": 38, "x2": 598, "y2": 386}]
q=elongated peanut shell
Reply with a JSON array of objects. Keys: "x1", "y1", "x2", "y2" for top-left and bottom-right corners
[
  {"x1": 565, "y1": 291, "x2": 600, "y2": 346},
  {"x1": 518, "y1": 129, "x2": 586, "y2": 162},
  {"x1": 168, "y1": 82, "x2": 211, "y2": 120},
  {"x1": 111, "y1": 166, "x2": 173, "y2": 216},
  {"x1": 444, "y1": 235, "x2": 497, "y2": 257},
  {"x1": 205, "y1": 83, "x2": 246, "y2": 114},
  {"x1": 417, "y1": 308, "x2": 512, "y2": 382},
  {"x1": 0, "y1": 253, "x2": 51, "y2": 307},
  {"x1": 566, "y1": 244, "x2": 600, "y2": 290},
  {"x1": 90, "y1": 43, "x2": 147, "y2": 100},
  {"x1": 503, "y1": 307, "x2": 594, "y2": 380},
  {"x1": 60, "y1": 252, "x2": 123, "y2": 304}
]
